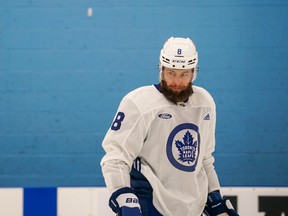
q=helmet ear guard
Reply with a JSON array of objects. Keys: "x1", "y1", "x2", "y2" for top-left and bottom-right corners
[{"x1": 158, "y1": 37, "x2": 199, "y2": 82}]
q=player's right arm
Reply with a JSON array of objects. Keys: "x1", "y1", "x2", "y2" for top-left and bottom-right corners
[{"x1": 100, "y1": 96, "x2": 146, "y2": 215}]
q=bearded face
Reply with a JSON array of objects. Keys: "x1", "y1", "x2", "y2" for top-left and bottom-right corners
[
  {"x1": 160, "y1": 67, "x2": 194, "y2": 104},
  {"x1": 161, "y1": 80, "x2": 193, "y2": 104}
]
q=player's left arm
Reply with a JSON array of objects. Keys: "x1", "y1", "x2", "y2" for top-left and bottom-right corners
[
  {"x1": 202, "y1": 152, "x2": 239, "y2": 216},
  {"x1": 202, "y1": 101, "x2": 239, "y2": 216},
  {"x1": 202, "y1": 101, "x2": 220, "y2": 192}
]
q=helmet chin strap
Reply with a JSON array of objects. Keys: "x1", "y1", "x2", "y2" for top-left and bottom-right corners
[
  {"x1": 192, "y1": 66, "x2": 199, "y2": 83},
  {"x1": 158, "y1": 64, "x2": 162, "y2": 82}
]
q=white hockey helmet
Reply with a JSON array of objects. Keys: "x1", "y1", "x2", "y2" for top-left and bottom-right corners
[{"x1": 159, "y1": 37, "x2": 198, "y2": 81}]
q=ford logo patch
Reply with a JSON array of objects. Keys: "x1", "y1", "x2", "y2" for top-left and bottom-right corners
[{"x1": 158, "y1": 113, "x2": 172, "y2": 119}]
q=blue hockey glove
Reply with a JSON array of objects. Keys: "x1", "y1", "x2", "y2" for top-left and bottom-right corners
[
  {"x1": 109, "y1": 187, "x2": 142, "y2": 216},
  {"x1": 204, "y1": 191, "x2": 239, "y2": 216}
]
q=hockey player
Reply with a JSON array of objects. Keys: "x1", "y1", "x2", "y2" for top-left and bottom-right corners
[{"x1": 100, "y1": 37, "x2": 239, "y2": 216}]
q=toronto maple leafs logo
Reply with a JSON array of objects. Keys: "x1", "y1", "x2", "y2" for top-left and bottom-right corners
[
  {"x1": 175, "y1": 130, "x2": 197, "y2": 164},
  {"x1": 166, "y1": 123, "x2": 200, "y2": 172}
]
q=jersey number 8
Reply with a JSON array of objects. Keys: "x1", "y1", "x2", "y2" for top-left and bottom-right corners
[{"x1": 111, "y1": 112, "x2": 125, "y2": 131}]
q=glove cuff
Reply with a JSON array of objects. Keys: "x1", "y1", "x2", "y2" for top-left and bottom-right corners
[
  {"x1": 206, "y1": 192, "x2": 226, "y2": 215},
  {"x1": 206, "y1": 192, "x2": 239, "y2": 216},
  {"x1": 207, "y1": 191, "x2": 222, "y2": 203},
  {"x1": 109, "y1": 187, "x2": 140, "y2": 213}
]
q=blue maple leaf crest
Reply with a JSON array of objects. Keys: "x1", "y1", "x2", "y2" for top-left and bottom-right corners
[{"x1": 175, "y1": 130, "x2": 197, "y2": 164}]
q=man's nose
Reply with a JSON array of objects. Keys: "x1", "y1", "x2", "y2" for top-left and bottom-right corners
[{"x1": 173, "y1": 77, "x2": 182, "y2": 85}]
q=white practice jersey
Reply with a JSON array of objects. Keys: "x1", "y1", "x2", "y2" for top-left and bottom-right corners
[{"x1": 101, "y1": 84, "x2": 220, "y2": 216}]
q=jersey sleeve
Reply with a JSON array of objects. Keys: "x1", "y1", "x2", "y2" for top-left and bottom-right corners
[
  {"x1": 100, "y1": 96, "x2": 147, "y2": 193},
  {"x1": 202, "y1": 98, "x2": 221, "y2": 193}
]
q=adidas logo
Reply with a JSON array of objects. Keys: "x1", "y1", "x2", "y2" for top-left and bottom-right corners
[{"x1": 203, "y1": 113, "x2": 210, "y2": 120}]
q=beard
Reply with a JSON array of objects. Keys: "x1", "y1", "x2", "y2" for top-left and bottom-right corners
[{"x1": 160, "y1": 80, "x2": 193, "y2": 104}]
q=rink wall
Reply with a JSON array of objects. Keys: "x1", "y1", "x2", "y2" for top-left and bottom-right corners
[{"x1": 1, "y1": 187, "x2": 288, "y2": 216}]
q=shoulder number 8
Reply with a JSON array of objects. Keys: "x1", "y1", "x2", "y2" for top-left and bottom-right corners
[{"x1": 111, "y1": 112, "x2": 125, "y2": 131}]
